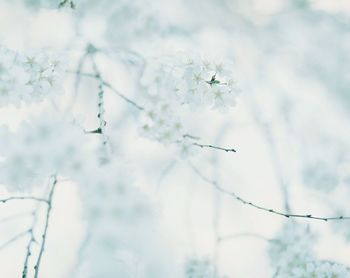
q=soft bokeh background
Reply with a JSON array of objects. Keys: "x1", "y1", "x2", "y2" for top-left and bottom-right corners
[{"x1": 0, "y1": 0, "x2": 350, "y2": 277}]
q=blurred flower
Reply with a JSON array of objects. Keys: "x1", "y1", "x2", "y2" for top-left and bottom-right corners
[
  {"x1": 0, "y1": 45, "x2": 64, "y2": 107},
  {"x1": 269, "y1": 222, "x2": 350, "y2": 277},
  {"x1": 0, "y1": 112, "x2": 87, "y2": 191},
  {"x1": 140, "y1": 98, "x2": 184, "y2": 144}
]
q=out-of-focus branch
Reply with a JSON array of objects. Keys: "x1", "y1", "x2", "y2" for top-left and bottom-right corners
[
  {"x1": 156, "y1": 160, "x2": 177, "y2": 192},
  {"x1": 0, "y1": 229, "x2": 32, "y2": 250},
  {"x1": 67, "y1": 70, "x2": 144, "y2": 111},
  {"x1": 66, "y1": 50, "x2": 90, "y2": 112},
  {"x1": 33, "y1": 176, "x2": 58, "y2": 278},
  {"x1": 249, "y1": 99, "x2": 291, "y2": 213},
  {"x1": 188, "y1": 162, "x2": 350, "y2": 222},
  {"x1": 22, "y1": 210, "x2": 39, "y2": 278},
  {"x1": 0, "y1": 197, "x2": 48, "y2": 204}
]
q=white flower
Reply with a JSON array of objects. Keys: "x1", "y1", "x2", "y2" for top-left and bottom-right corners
[
  {"x1": 269, "y1": 222, "x2": 350, "y2": 277},
  {"x1": 0, "y1": 45, "x2": 64, "y2": 107},
  {"x1": 174, "y1": 55, "x2": 240, "y2": 110},
  {"x1": 140, "y1": 98, "x2": 185, "y2": 144},
  {"x1": 141, "y1": 53, "x2": 241, "y2": 110},
  {"x1": 138, "y1": 53, "x2": 240, "y2": 152}
]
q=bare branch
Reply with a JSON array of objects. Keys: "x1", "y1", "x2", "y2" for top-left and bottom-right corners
[
  {"x1": 33, "y1": 176, "x2": 58, "y2": 278},
  {"x1": 188, "y1": 162, "x2": 350, "y2": 222},
  {"x1": 69, "y1": 71, "x2": 238, "y2": 154},
  {"x1": 193, "y1": 142, "x2": 236, "y2": 153},
  {"x1": 156, "y1": 160, "x2": 177, "y2": 191},
  {"x1": 22, "y1": 211, "x2": 39, "y2": 278},
  {"x1": 65, "y1": 51, "x2": 90, "y2": 112},
  {"x1": 102, "y1": 80, "x2": 144, "y2": 111},
  {"x1": 67, "y1": 70, "x2": 144, "y2": 111},
  {"x1": 0, "y1": 197, "x2": 48, "y2": 204}
]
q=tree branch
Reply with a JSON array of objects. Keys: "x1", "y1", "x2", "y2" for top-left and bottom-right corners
[
  {"x1": 0, "y1": 197, "x2": 48, "y2": 204},
  {"x1": 22, "y1": 211, "x2": 39, "y2": 278},
  {"x1": 188, "y1": 162, "x2": 350, "y2": 222},
  {"x1": 33, "y1": 176, "x2": 58, "y2": 278},
  {"x1": 67, "y1": 70, "x2": 144, "y2": 111},
  {"x1": 193, "y1": 142, "x2": 236, "y2": 153}
]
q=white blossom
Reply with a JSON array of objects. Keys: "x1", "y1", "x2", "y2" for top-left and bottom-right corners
[
  {"x1": 269, "y1": 222, "x2": 350, "y2": 277},
  {"x1": 141, "y1": 53, "x2": 240, "y2": 110},
  {"x1": 140, "y1": 98, "x2": 184, "y2": 144},
  {"x1": 0, "y1": 45, "x2": 64, "y2": 107}
]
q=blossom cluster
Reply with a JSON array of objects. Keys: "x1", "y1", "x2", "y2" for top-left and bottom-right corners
[
  {"x1": 0, "y1": 45, "x2": 63, "y2": 107},
  {"x1": 141, "y1": 99, "x2": 184, "y2": 144},
  {"x1": 141, "y1": 54, "x2": 240, "y2": 110},
  {"x1": 139, "y1": 53, "x2": 240, "y2": 151},
  {"x1": 269, "y1": 222, "x2": 350, "y2": 277},
  {"x1": 175, "y1": 56, "x2": 240, "y2": 110},
  {"x1": 0, "y1": 113, "x2": 87, "y2": 191}
]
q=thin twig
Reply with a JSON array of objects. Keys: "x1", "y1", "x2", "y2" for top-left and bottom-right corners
[
  {"x1": 90, "y1": 58, "x2": 108, "y2": 138},
  {"x1": 69, "y1": 71, "x2": 239, "y2": 154},
  {"x1": 156, "y1": 160, "x2": 177, "y2": 192},
  {"x1": 66, "y1": 51, "x2": 89, "y2": 112},
  {"x1": 193, "y1": 142, "x2": 236, "y2": 153},
  {"x1": 33, "y1": 176, "x2": 58, "y2": 278},
  {"x1": 0, "y1": 197, "x2": 48, "y2": 204},
  {"x1": 89, "y1": 56, "x2": 113, "y2": 161},
  {"x1": 22, "y1": 210, "x2": 39, "y2": 278},
  {"x1": 102, "y1": 80, "x2": 144, "y2": 111},
  {"x1": 188, "y1": 162, "x2": 350, "y2": 221},
  {"x1": 67, "y1": 70, "x2": 144, "y2": 111}
]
